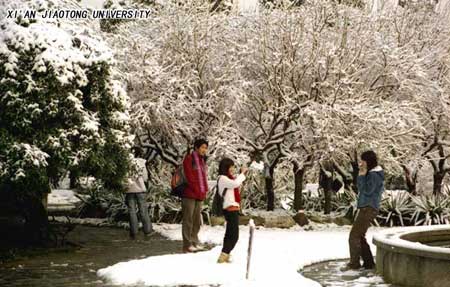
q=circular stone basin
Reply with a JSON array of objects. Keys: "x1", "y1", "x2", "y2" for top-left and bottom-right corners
[{"x1": 373, "y1": 225, "x2": 450, "y2": 287}]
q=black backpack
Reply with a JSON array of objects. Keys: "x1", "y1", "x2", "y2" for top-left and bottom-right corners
[{"x1": 211, "y1": 176, "x2": 227, "y2": 217}]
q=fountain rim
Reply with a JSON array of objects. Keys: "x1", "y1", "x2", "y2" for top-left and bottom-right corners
[{"x1": 373, "y1": 225, "x2": 450, "y2": 260}]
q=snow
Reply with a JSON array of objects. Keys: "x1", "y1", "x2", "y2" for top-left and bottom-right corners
[
  {"x1": 97, "y1": 223, "x2": 382, "y2": 287},
  {"x1": 48, "y1": 189, "x2": 81, "y2": 205},
  {"x1": 78, "y1": 0, "x2": 105, "y2": 9},
  {"x1": 249, "y1": 161, "x2": 264, "y2": 171},
  {"x1": 238, "y1": 0, "x2": 259, "y2": 14}
]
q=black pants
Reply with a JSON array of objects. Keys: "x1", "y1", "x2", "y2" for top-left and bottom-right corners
[{"x1": 222, "y1": 210, "x2": 239, "y2": 254}]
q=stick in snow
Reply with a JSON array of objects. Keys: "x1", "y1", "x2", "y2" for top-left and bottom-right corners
[{"x1": 246, "y1": 219, "x2": 255, "y2": 280}]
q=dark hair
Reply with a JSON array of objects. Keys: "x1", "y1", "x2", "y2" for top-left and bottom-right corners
[
  {"x1": 218, "y1": 158, "x2": 235, "y2": 176},
  {"x1": 361, "y1": 150, "x2": 378, "y2": 171},
  {"x1": 194, "y1": 138, "x2": 209, "y2": 150}
]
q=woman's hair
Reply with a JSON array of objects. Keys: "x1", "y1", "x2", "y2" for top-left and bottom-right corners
[
  {"x1": 194, "y1": 138, "x2": 209, "y2": 149},
  {"x1": 218, "y1": 158, "x2": 235, "y2": 176},
  {"x1": 361, "y1": 150, "x2": 378, "y2": 171}
]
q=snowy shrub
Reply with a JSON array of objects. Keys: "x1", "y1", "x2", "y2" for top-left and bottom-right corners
[
  {"x1": 77, "y1": 183, "x2": 111, "y2": 218},
  {"x1": 0, "y1": 1, "x2": 133, "y2": 202},
  {"x1": 334, "y1": 189, "x2": 358, "y2": 220},
  {"x1": 410, "y1": 194, "x2": 450, "y2": 226},
  {"x1": 77, "y1": 183, "x2": 131, "y2": 222},
  {"x1": 378, "y1": 192, "x2": 412, "y2": 227},
  {"x1": 147, "y1": 183, "x2": 183, "y2": 223}
]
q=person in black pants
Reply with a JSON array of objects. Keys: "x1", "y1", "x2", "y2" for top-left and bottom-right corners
[
  {"x1": 216, "y1": 158, "x2": 247, "y2": 263},
  {"x1": 344, "y1": 150, "x2": 384, "y2": 270}
]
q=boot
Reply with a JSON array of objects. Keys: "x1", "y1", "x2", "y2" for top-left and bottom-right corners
[{"x1": 217, "y1": 252, "x2": 230, "y2": 264}]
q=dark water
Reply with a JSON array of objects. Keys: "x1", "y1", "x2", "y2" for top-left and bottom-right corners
[
  {"x1": 301, "y1": 259, "x2": 397, "y2": 287},
  {"x1": 0, "y1": 225, "x2": 182, "y2": 287}
]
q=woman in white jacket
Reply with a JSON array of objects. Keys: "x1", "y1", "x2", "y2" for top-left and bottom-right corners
[{"x1": 216, "y1": 158, "x2": 248, "y2": 263}]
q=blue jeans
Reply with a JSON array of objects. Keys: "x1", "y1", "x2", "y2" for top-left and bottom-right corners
[{"x1": 125, "y1": 192, "x2": 152, "y2": 236}]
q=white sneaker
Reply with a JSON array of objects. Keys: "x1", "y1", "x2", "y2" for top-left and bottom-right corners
[{"x1": 193, "y1": 244, "x2": 206, "y2": 251}]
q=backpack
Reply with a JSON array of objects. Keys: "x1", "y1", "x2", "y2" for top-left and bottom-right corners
[
  {"x1": 211, "y1": 176, "x2": 227, "y2": 217},
  {"x1": 170, "y1": 165, "x2": 187, "y2": 197},
  {"x1": 170, "y1": 155, "x2": 197, "y2": 197}
]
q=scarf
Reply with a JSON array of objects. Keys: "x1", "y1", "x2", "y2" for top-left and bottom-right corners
[
  {"x1": 193, "y1": 151, "x2": 208, "y2": 195},
  {"x1": 227, "y1": 172, "x2": 241, "y2": 203}
]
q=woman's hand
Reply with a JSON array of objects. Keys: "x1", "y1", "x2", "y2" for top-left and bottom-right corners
[
  {"x1": 358, "y1": 162, "x2": 366, "y2": 175},
  {"x1": 240, "y1": 166, "x2": 249, "y2": 174}
]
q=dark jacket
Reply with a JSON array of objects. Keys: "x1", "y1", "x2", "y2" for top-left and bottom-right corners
[
  {"x1": 357, "y1": 166, "x2": 384, "y2": 210},
  {"x1": 182, "y1": 152, "x2": 208, "y2": 201}
]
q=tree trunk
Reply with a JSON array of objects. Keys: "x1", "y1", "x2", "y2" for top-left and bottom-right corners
[
  {"x1": 20, "y1": 194, "x2": 50, "y2": 245},
  {"x1": 324, "y1": 186, "x2": 332, "y2": 215},
  {"x1": 69, "y1": 170, "x2": 79, "y2": 189},
  {"x1": 433, "y1": 172, "x2": 445, "y2": 195},
  {"x1": 265, "y1": 168, "x2": 275, "y2": 211},
  {"x1": 319, "y1": 168, "x2": 332, "y2": 214},
  {"x1": 293, "y1": 163, "x2": 305, "y2": 211},
  {"x1": 350, "y1": 159, "x2": 359, "y2": 194},
  {"x1": 402, "y1": 165, "x2": 417, "y2": 195}
]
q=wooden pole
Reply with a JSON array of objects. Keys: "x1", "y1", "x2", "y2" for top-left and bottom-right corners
[{"x1": 246, "y1": 219, "x2": 255, "y2": 280}]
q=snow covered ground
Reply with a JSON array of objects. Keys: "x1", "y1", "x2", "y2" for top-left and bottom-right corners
[
  {"x1": 48, "y1": 189, "x2": 81, "y2": 206},
  {"x1": 97, "y1": 223, "x2": 384, "y2": 287}
]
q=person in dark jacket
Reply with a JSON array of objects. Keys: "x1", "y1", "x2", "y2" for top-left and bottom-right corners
[
  {"x1": 345, "y1": 150, "x2": 384, "y2": 270},
  {"x1": 181, "y1": 138, "x2": 209, "y2": 253}
]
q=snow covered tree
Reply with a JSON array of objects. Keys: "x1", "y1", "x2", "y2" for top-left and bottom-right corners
[
  {"x1": 106, "y1": 2, "x2": 249, "y2": 171},
  {"x1": 0, "y1": 0, "x2": 133, "y2": 243}
]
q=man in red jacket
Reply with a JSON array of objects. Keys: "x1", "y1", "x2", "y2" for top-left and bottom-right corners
[{"x1": 182, "y1": 138, "x2": 209, "y2": 253}]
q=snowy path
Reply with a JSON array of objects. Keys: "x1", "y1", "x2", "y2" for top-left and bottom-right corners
[{"x1": 97, "y1": 223, "x2": 382, "y2": 287}]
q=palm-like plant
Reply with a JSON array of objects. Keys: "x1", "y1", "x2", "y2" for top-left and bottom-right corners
[
  {"x1": 410, "y1": 194, "x2": 450, "y2": 226},
  {"x1": 378, "y1": 192, "x2": 412, "y2": 227},
  {"x1": 334, "y1": 190, "x2": 358, "y2": 220}
]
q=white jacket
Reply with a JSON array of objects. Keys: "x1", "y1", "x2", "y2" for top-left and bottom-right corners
[
  {"x1": 126, "y1": 158, "x2": 148, "y2": 193},
  {"x1": 217, "y1": 174, "x2": 246, "y2": 209}
]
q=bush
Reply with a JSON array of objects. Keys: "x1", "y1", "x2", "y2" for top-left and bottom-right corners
[
  {"x1": 410, "y1": 194, "x2": 450, "y2": 226},
  {"x1": 378, "y1": 191, "x2": 412, "y2": 227},
  {"x1": 0, "y1": 5, "x2": 133, "y2": 242},
  {"x1": 334, "y1": 189, "x2": 358, "y2": 220}
]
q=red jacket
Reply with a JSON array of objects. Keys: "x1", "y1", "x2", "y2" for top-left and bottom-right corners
[{"x1": 182, "y1": 152, "x2": 208, "y2": 200}]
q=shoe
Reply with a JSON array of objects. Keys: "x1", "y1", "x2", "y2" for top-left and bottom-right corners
[
  {"x1": 217, "y1": 252, "x2": 230, "y2": 264},
  {"x1": 129, "y1": 233, "x2": 136, "y2": 240},
  {"x1": 193, "y1": 244, "x2": 206, "y2": 251},
  {"x1": 340, "y1": 263, "x2": 361, "y2": 271},
  {"x1": 143, "y1": 232, "x2": 154, "y2": 241},
  {"x1": 182, "y1": 246, "x2": 197, "y2": 253},
  {"x1": 363, "y1": 263, "x2": 376, "y2": 270}
]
